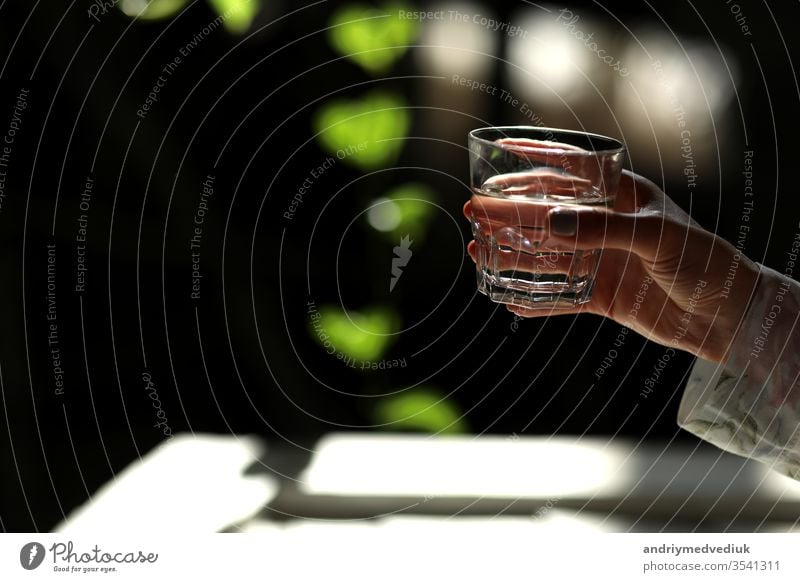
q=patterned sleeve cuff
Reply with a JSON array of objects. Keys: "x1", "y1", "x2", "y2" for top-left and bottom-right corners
[{"x1": 678, "y1": 264, "x2": 800, "y2": 480}]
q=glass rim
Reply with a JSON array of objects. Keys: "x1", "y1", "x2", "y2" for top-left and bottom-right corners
[{"x1": 468, "y1": 125, "x2": 626, "y2": 157}]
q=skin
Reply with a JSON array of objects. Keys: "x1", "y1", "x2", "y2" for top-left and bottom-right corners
[{"x1": 465, "y1": 170, "x2": 760, "y2": 363}]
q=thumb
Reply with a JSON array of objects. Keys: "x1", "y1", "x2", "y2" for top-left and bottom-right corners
[{"x1": 547, "y1": 206, "x2": 676, "y2": 260}]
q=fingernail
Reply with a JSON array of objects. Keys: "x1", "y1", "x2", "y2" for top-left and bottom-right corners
[{"x1": 549, "y1": 209, "x2": 577, "y2": 236}]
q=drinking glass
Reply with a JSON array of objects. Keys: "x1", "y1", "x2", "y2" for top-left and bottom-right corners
[{"x1": 468, "y1": 126, "x2": 626, "y2": 308}]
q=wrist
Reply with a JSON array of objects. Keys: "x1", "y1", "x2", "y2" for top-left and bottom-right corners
[{"x1": 701, "y1": 257, "x2": 760, "y2": 364}]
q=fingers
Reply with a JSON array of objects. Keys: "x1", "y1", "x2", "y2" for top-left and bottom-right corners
[
  {"x1": 468, "y1": 239, "x2": 590, "y2": 300},
  {"x1": 546, "y1": 204, "x2": 675, "y2": 261},
  {"x1": 469, "y1": 194, "x2": 551, "y2": 229},
  {"x1": 466, "y1": 200, "x2": 509, "y2": 238},
  {"x1": 466, "y1": 170, "x2": 689, "y2": 264},
  {"x1": 472, "y1": 223, "x2": 549, "y2": 246},
  {"x1": 469, "y1": 193, "x2": 666, "y2": 261},
  {"x1": 491, "y1": 139, "x2": 617, "y2": 196},
  {"x1": 506, "y1": 303, "x2": 588, "y2": 317},
  {"x1": 468, "y1": 195, "x2": 549, "y2": 242},
  {"x1": 494, "y1": 138, "x2": 588, "y2": 169},
  {"x1": 495, "y1": 138, "x2": 589, "y2": 153},
  {"x1": 466, "y1": 239, "x2": 575, "y2": 275},
  {"x1": 482, "y1": 170, "x2": 593, "y2": 196}
]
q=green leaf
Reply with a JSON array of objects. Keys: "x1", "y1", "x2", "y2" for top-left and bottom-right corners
[
  {"x1": 374, "y1": 387, "x2": 467, "y2": 434},
  {"x1": 119, "y1": 0, "x2": 189, "y2": 20},
  {"x1": 329, "y1": 3, "x2": 418, "y2": 75},
  {"x1": 314, "y1": 91, "x2": 409, "y2": 170},
  {"x1": 208, "y1": 0, "x2": 260, "y2": 33},
  {"x1": 366, "y1": 183, "x2": 436, "y2": 241},
  {"x1": 311, "y1": 306, "x2": 399, "y2": 361},
  {"x1": 387, "y1": 183, "x2": 436, "y2": 239}
]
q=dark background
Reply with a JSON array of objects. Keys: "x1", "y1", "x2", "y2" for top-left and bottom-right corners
[{"x1": 0, "y1": 0, "x2": 797, "y2": 531}]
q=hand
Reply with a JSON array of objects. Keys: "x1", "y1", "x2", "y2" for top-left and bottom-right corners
[{"x1": 464, "y1": 170, "x2": 760, "y2": 363}]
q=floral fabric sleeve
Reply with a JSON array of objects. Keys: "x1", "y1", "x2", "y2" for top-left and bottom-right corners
[{"x1": 678, "y1": 264, "x2": 800, "y2": 480}]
